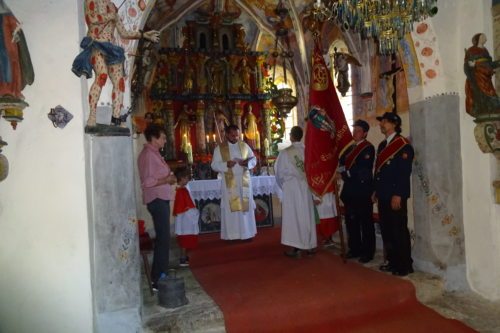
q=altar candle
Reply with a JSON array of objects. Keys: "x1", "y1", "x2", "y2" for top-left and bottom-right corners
[
  {"x1": 255, "y1": 131, "x2": 261, "y2": 150},
  {"x1": 213, "y1": 134, "x2": 216, "y2": 143},
  {"x1": 264, "y1": 138, "x2": 270, "y2": 157},
  {"x1": 187, "y1": 143, "x2": 193, "y2": 164},
  {"x1": 206, "y1": 134, "x2": 209, "y2": 144},
  {"x1": 182, "y1": 134, "x2": 188, "y2": 152}
]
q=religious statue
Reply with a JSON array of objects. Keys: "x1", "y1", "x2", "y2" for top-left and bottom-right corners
[
  {"x1": 464, "y1": 33, "x2": 500, "y2": 117},
  {"x1": 174, "y1": 104, "x2": 195, "y2": 152},
  {"x1": 333, "y1": 47, "x2": 361, "y2": 97},
  {"x1": 243, "y1": 105, "x2": 258, "y2": 140},
  {"x1": 182, "y1": 63, "x2": 195, "y2": 94},
  {"x1": 213, "y1": 105, "x2": 230, "y2": 143},
  {"x1": 72, "y1": 0, "x2": 160, "y2": 128},
  {"x1": 238, "y1": 57, "x2": 253, "y2": 94},
  {"x1": 206, "y1": 57, "x2": 226, "y2": 95},
  {"x1": 0, "y1": 0, "x2": 35, "y2": 128}
]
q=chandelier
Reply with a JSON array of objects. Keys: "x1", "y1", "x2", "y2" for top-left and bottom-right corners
[
  {"x1": 311, "y1": 0, "x2": 438, "y2": 55},
  {"x1": 268, "y1": 0, "x2": 298, "y2": 115}
]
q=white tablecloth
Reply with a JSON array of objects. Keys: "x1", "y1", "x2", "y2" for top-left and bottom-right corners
[{"x1": 187, "y1": 176, "x2": 282, "y2": 201}]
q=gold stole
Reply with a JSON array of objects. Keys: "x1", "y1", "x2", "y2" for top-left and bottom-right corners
[
  {"x1": 285, "y1": 145, "x2": 306, "y2": 181},
  {"x1": 220, "y1": 141, "x2": 250, "y2": 212}
]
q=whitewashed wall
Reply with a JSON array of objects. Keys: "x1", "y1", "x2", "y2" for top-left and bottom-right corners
[
  {"x1": 416, "y1": 0, "x2": 500, "y2": 299},
  {"x1": 0, "y1": 1, "x2": 93, "y2": 332}
]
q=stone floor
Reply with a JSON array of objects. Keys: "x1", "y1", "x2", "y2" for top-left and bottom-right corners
[{"x1": 142, "y1": 244, "x2": 500, "y2": 333}]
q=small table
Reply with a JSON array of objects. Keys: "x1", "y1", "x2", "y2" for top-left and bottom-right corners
[{"x1": 187, "y1": 176, "x2": 282, "y2": 233}]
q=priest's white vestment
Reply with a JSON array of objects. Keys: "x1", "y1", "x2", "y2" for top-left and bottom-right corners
[
  {"x1": 211, "y1": 141, "x2": 257, "y2": 240},
  {"x1": 275, "y1": 142, "x2": 317, "y2": 250}
]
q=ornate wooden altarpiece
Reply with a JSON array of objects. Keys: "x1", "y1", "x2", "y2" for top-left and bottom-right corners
[{"x1": 147, "y1": 14, "x2": 277, "y2": 178}]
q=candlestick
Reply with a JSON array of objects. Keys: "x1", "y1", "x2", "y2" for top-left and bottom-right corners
[{"x1": 255, "y1": 131, "x2": 260, "y2": 150}]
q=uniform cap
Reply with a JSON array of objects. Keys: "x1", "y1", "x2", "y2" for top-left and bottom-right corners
[
  {"x1": 352, "y1": 119, "x2": 369, "y2": 132},
  {"x1": 376, "y1": 112, "x2": 401, "y2": 126}
]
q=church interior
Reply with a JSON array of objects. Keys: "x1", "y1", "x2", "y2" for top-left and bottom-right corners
[{"x1": 1, "y1": 0, "x2": 500, "y2": 332}]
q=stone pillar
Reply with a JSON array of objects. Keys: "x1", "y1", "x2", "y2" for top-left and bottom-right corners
[
  {"x1": 196, "y1": 100, "x2": 206, "y2": 154},
  {"x1": 233, "y1": 100, "x2": 243, "y2": 130},
  {"x1": 165, "y1": 100, "x2": 176, "y2": 160},
  {"x1": 86, "y1": 135, "x2": 141, "y2": 333}
]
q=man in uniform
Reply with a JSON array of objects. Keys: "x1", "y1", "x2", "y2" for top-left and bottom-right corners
[
  {"x1": 339, "y1": 119, "x2": 375, "y2": 263},
  {"x1": 373, "y1": 112, "x2": 414, "y2": 276},
  {"x1": 211, "y1": 125, "x2": 257, "y2": 240}
]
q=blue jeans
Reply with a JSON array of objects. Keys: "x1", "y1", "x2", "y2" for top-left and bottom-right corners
[{"x1": 147, "y1": 199, "x2": 170, "y2": 285}]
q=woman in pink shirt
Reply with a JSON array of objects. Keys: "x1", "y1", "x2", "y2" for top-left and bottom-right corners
[{"x1": 138, "y1": 124, "x2": 176, "y2": 290}]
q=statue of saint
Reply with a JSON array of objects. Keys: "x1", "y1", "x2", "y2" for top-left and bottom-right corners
[
  {"x1": 182, "y1": 64, "x2": 194, "y2": 94},
  {"x1": 0, "y1": 0, "x2": 34, "y2": 101},
  {"x1": 238, "y1": 58, "x2": 253, "y2": 94},
  {"x1": 207, "y1": 57, "x2": 226, "y2": 95},
  {"x1": 72, "y1": 0, "x2": 160, "y2": 127},
  {"x1": 243, "y1": 105, "x2": 258, "y2": 140},
  {"x1": 464, "y1": 33, "x2": 500, "y2": 117},
  {"x1": 174, "y1": 104, "x2": 195, "y2": 152}
]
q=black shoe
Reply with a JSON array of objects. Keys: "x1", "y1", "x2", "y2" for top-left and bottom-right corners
[
  {"x1": 306, "y1": 249, "x2": 317, "y2": 256},
  {"x1": 392, "y1": 266, "x2": 414, "y2": 276},
  {"x1": 284, "y1": 249, "x2": 301, "y2": 259},
  {"x1": 358, "y1": 256, "x2": 373, "y2": 263},
  {"x1": 345, "y1": 252, "x2": 360, "y2": 259},
  {"x1": 379, "y1": 263, "x2": 394, "y2": 272},
  {"x1": 392, "y1": 270, "x2": 409, "y2": 277}
]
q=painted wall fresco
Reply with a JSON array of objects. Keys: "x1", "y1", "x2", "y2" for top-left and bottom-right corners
[{"x1": 410, "y1": 20, "x2": 443, "y2": 86}]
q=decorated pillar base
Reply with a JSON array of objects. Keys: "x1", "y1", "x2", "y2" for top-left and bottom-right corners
[
  {"x1": 0, "y1": 96, "x2": 29, "y2": 130},
  {"x1": 473, "y1": 117, "x2": 500, "y2": 204}
]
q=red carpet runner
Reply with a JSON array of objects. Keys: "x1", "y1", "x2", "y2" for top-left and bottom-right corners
[{"x1": 190, "y1": 227, "x2": 475, "y2": 333}]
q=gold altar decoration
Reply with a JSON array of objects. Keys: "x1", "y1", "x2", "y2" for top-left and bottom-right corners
[{"x1": 134, "y1": 6, "x2": 274, "y2": 174}]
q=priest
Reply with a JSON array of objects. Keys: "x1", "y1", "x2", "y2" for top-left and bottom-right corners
[{"x1": 211, "y1": 125, "x2": 257, "y2": 240}]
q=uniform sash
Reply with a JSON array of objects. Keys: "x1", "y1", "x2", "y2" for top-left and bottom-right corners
[
  {"x1": 220, "y1": 141, "x2": 250, "y2": 212},
  {"x1": 375, "y1": 136, "x2": 410, "y2": 173},
  {"x1": 344, "y1": 140, "x2": 371, "y2": 170},
  {"x1": 285, "y1": 145, "x2": 306, "y2": 180}
]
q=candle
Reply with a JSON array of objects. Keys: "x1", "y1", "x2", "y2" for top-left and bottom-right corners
[
  {"x1": 206, "y1": 134, "x2": 209, "y2": 143},
  {"x1": 182, "y1": 134, "x2": 188, "y2": 152},
  {"x1": 213, "y1": 134, "x2": 216, "y2": 143},
  {"x1": 187, "y1": 143, "x2": 193, "y2": 164},
  {"x1": 255, "y1": 131, "x2": 260, "y2": 150},
  {"x1": 241, "y1": 133, "x2": 244, "y2": 141},
  {"x1": 264, "y1": 138, "x2": 270, "y2": 157}
]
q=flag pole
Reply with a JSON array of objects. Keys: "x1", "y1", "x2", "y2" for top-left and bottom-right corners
[{"x1": 332, "y1": 178, "x2": 347, "y2": 263}]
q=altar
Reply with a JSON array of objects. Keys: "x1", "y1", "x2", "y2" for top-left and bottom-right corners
[{"x1": 188, "y1": 176, "x2": 282, "y2": 233}]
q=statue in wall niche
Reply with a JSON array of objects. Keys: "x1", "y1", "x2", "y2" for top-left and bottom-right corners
[
  {"x1": 243, "y1": 104, "x2": 258, "y2": 141},
  {"x1": 238, "y1": 57, "x2": 254, "y2": 94},
  {"x1": 333, "y1": 47, "x2": 361, "y2": 97},
  {"x1": 464, "y1": 33, "x2": 500, "y2": 118},
  {"x1": 72, "y1": 0, "x2": 160, "y2": 129},
  {"x1": 206, "y1": 57, "x2": 226, "y2": 95},
  {"x1": 174, "y1": 104, "x2": 195, "y2": 152},
  {"x1": 182, "y1": 63, "x2": 195, "y2": 95},
  {"x1": 0, "y1": 0, "x2": 34, "y2": 129}
]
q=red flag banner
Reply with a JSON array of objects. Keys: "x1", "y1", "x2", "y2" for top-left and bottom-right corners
[{"x1": 305, "y1": 40, "x2": 353, "y2": 197}]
